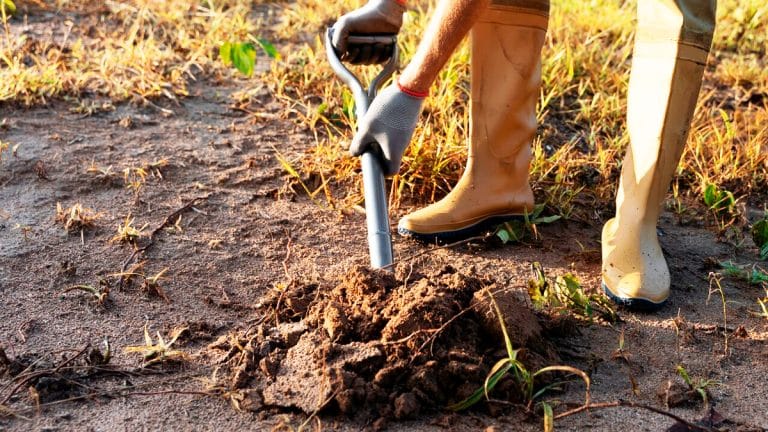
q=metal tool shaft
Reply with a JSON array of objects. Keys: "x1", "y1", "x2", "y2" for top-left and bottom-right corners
[{"x1": 325, "y1": 29, "x2": 397, "y2": 270}]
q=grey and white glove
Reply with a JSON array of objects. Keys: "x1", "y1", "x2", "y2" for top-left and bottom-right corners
[
  {"x1": 331, "y1": 0, "x2": 405, "y2": 65},
  {"x1": 350, "y1": 83, "x2": 425, "y2": 176}
]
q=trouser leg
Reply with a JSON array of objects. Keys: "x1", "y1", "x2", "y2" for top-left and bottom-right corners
[
  {"x1": 398, "y1": 0, "x2": 549, "y2": 243},
  {"x1": 602, "y1": 0, "x2": 717, "y2": 309}
]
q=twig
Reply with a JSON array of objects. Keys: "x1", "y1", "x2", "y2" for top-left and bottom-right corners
[
  {"x1": 0, "y1": 345, "x2": 90, "y2": 405},
  {"x1": 553, "y1": 400, "x2": 712, "y2": 431},
  {"x1": 4, "y1": 372, "x2": 206, "y2": 416},
  {"x1": 119, "y1": 195, "x2": 209, "y2": 287},
  {"x1": 123, "y1": 390, "x2": 215, "y2": 397}
]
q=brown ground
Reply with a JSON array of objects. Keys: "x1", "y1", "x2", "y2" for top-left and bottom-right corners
[{"x1": 1, "y1": 42, "x2": 768, "y2": 432}]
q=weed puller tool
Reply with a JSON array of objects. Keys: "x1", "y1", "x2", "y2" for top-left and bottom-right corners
[{"x1": 325, "y1": 29, "x2": 398, "y2": 270}]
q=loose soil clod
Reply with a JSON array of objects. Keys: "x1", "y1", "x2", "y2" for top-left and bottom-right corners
[{"x1": 207, "y1": 265, "x2": 562, "y2": 422}]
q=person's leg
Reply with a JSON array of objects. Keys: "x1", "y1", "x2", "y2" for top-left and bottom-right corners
[
  {"x1": 602, "y1": 0, "x2": 717, "y2": 310},
  {"x1": 398, "y1": 0, "x2": 549, "y2": 243}
]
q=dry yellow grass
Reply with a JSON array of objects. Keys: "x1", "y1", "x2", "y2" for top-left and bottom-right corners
[
  {"x1": 1, "y1": 0, "x2": 765, "y2": 219},
  {"x1": 268, "y1": 0, "x2": 767, "y2": 219},
  {"x1": 0, "y1": 0, "x2": 261, "y2": 104}
]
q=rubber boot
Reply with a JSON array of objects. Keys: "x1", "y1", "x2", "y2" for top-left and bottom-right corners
[
  {"x1": 602, "y1": 0, "x2": 717, "y2": 310},
  {"x1": 397, "y1": 0, "x2": 549, "y2": 243}
]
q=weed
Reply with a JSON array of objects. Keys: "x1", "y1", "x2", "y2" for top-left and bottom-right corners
[
  {"x1": 527, "y1": 262, "x2": 617, "y2": 323},
  {"x1": 1, "y1": 0, "x2": 15, "y2": 16},
  {"x1": 220, "y1": 38, "x2": 278, "y2": 77},
  {"x1": 110, "y1": 215, "x2": 149, "y2": 244},
  {"x1": 61, "y1": 281, "x2": 110, "y2": 306},
  {"x1": 124, "y1": 324, "x2": 190, "y2": 366},
  {"x1": 86, "y1": 160, "x2": 116, "y2": 182},
  {"x1": 751, "y1": 213, "x2": 768, "y2": 260},
  {"x1": 706, "y1": 272, "x2": 730, "y2": 356},
  {"x1": 54, "y1": 202, "x2": 100, "y2": 232},
  {"x1": 719, "y1": 260, "x2": 768, "y2": 285},
  {"x1": 141, "y1": 268, "x2": 171, "y2": 303},
  {"x1": 701, "y1": 182, "x2": 741, "y2": 236},
  {"x1": 494, "y1": 204, "x2": 561, "y2": 244},
  {"x1": 122, "y1": 159, "x2": 169, "y2": 198},
  {"x1": 449, "y1": 289, "x2": 590, "y2": 432},
  {"x1": 752, "y1": 289, "x2": 768, "y2": 320},
  {"x1": 675, "y1": 365, "x2": 719, "y2": 406},
  {"x1": 12, "y1": 223, "x2": 31, "y2": 240},
  {"x1": 610, "y1": 330, "x2": 639, "y2": 396}
]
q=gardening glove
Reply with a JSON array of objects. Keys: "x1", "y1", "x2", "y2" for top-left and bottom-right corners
[
  {"x1": 331, "y1": 0, "x2": 405, "y2": 65},
  {"x1": 350, "y1": 83, "x2": 424, "y2": 176}
]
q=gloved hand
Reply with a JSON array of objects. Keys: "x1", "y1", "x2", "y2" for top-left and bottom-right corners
[
  {"x1": 350, "y1": 83, "x2": 424, "y2": 176},
  {"x1": 331, "y1": 0, "x2": 405, "y2": 65}
]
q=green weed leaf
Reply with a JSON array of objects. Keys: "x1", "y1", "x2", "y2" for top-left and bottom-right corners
[
  {"x1": 702, "y1": 183, "x2": 735, "y2": 214},
  {"x1": 220, "y1": 42, "x2": 257, "y2": 77},
  {"x1": 752, "y1": 218, "x2": 768, "y2": 260},
  {"x1": 542, "y1": 402, "x2": 554, "y2": 432},
  {"x1": 255, "y1": 37, "x2": 279, "y2": 59},
  {"x1": 676, "y1": 365, "x2": 692, "y2": 386},
  {"x1": 533, "y1": 215, "x2": 562, "y2": 224},
  {"x1": 1, "y1": 0, "x2": 15, "y2": 15}
]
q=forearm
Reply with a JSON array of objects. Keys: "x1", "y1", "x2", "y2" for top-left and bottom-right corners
[{"x1": 399, "y1": 0, "x2": 491, "y2": 94}]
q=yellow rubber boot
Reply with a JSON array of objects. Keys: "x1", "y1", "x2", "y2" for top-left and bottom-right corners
[
  {"x1": 397, "y1": 0, "x2": 549, "y2": 243},
  {"x1": 602, "y1": 0, "x2": 717, "y2": 310}
]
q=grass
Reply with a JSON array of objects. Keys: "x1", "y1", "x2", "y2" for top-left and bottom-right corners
[
  {"x1": 0, "y1": 0, "x2": 264, "y2": 105},
  {"x1": 266, "y1": 0, "x2": 767, "y2": 219},
  {"x1": 2, "y1": 0, "x2": 765, "y2": 219},
  {"x1": 55, "y1": 202, "x2": 101, "y2": 232},
  {"x1": 124, "y1": 324, "x2": 190, "y2": 366}
]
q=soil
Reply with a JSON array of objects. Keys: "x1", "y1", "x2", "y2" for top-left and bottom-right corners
[{"x1": 2, "y1": 15, "x2": 768, "y2": 432}]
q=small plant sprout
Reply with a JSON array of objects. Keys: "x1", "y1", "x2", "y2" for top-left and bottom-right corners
[
  {"x1": 111, "y1": 260, "x2": 146, "y2": 288},
  {"x1": 751, "y1": 213, "x2": 768, "y2": 260},
  {"x1": 701, "y1": 183, "x2": 740, "y2": 235},
  {"x1": 676, "y1": 365, "x2": 719, "y2": 406},
  {"x1": 702, "y1": 183, "x2": 736, "y2": 216},
  {"x1": 495, "y1": 204, "x2": 561, "y2": 243},
  {"x1": 86, "y1": 159, "x2": 115, "y2": 180},
  {"x1": 110, "y1": 215, "x2": 148, "y2": 244},
  {"x1": 718, "y1": 261, "x2": 768, "y2": 285},
  {"x1": 123, "y1": 324, "x2": 190, "y2": 366},
  {"x1": 527, "y1": 262, "x2": 617, "y2": 323},
  {"x1": 753, "y1": 289, "x2": 768, "y2": 320},
  {"x1": 61, "y1": 280, "x2": 110, "y2": 306},
  {"x1": 123, "y1": 166, "x2": 148, "y2": 196},
  {"x1": 12, "y1": 223, "x2": 31, "y2": 240},
  {"x1": 1, "y1": 0, "x2": 15, "y2": 16},
  {"x1": 55, "y1": 202, "x2": 101, "y2": 233},
  {"x1": 220, "y1": 37, "x2": 278, "y2": 77},
  {"x1": 449, "y1": 289, "x2": 590, "y2": 432},
  {"x1": 707, "y1": 272, "x2": 730, "y2": 356},
  {"x1": 142, "y1": 268, "x2": 171, "y2": 303}
]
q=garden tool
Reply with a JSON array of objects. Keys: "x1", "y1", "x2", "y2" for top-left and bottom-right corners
[{"x1": 325, "y1": 29, "x2": 398, "y2": 270}]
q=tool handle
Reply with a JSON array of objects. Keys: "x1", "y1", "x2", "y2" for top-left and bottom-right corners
[
  {"x1": 346, "y1": 34, "x2": 397, "y2": 45},
  {"x1": 361, "y1": 152, "x2": 394, "y2": 269},
  {"x1": 324, "y1": 28, "x2": 396, "y2": 271}
]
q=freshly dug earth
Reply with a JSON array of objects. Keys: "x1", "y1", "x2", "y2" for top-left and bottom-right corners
[{"x1": 206, "y1": 265, "x2": 561, "y2": 423}]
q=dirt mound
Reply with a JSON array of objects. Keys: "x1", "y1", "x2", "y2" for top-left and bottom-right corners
[{"x1": 206, "y1": 266, "x2": 560, "y2": 423}]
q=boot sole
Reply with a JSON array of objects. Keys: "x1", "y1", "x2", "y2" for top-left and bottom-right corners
[
  {"x1": 397, "y1": 214, "x2": 525, "y2": 244},
  {"x1": 601, "y1": 281, "x2": 667, "y2": 312}
]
